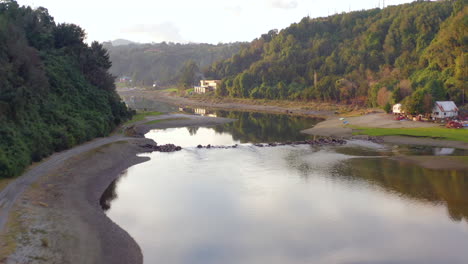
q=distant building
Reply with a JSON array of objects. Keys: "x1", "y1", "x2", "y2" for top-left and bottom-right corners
[
  {"x1": 393, "y1": 103, "x2": 404, "y2": 114},
  {"x1": 432, "y1": 101, "x2": 458, "y2": 119},
  {"x1": 194, "y1": 108, "x2": 217, "y2": 117},
  {"x1": 119, "y1": 76, "x2": 132, "y2": 83},
  {"x1": 194, "y1": 80, "x2": 220, "y2": 94}
]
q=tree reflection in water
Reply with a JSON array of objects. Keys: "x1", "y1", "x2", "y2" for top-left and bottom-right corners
[
  {"x1": 100, "y1": 172, "x2": 126, "y2": 211},
  {"x1": 209, "y1": 110, "x2": 322, "y2": 143},
  {"x1": 335, "y1": 158, "x2": 468, "y2": 222}
]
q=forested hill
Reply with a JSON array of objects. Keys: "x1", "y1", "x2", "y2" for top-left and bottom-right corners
[
  {"x1": 0, "y1": 0, "x2": 133, "y2": 178},
  {"x1": 205, "y1": 0, "x2": 467, "y2": 112},
  {"x1": 104, "y1": 41, "x2": 245, "y2": 86}
]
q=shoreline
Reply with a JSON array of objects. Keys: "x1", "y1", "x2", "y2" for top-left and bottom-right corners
[
  {"x1": 118, "y1": 89, "x2": 338, "y2": 118},
  {"x1": 1, "y1": 106, "x2": 466, "y2": 263},
  {"x1": 120, "y1": 90, "x2": 468, "y2": 150},
  {"x1": 0, "y1": 114, "x2": 234, "y2": 264}
]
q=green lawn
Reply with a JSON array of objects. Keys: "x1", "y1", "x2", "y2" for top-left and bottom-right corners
[
  {"x1": 161, "y1": 87, "x2": 178, "y2": 92},
  {"x1": 143, "y1": 118, "x2": 188, "y2": 125},
  {"x1": 125, "y1": 111, "x2": 163, "y2": 125},
  {"x1": 352, "y1": 127, "x2": 468, "y2": 142}
]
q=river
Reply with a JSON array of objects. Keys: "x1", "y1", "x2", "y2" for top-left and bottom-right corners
[{"x1": 103, "y1": 110, "x2": 468, "y2": 264}]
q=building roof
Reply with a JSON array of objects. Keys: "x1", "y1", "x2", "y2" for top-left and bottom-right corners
[{"x1": 434, "y1": 101, "x2": 458, "y2": 112}]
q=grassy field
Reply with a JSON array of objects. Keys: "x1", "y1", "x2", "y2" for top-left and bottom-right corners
[
  {"x1": 161, "y1": 87, "x2": 178, "y2": 92},
  {"x1": 353, "y1": 127, "x2": 468, "y2": 142},
  {"x1": 124, "y1": 111, "x2": 163, "y2": 125},
  {"x1": 143, "y1": 118, "x2": 188, "y2": 125}
]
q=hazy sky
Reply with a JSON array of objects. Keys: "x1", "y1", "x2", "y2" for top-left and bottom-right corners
[{"x1": 17, "y1": 0, "x2": 414, "y2": 44}]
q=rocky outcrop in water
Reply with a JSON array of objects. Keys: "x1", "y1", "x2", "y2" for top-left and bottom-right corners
[
  {"x1": 141, "y1": 137, "x2": 347, "y2": 152},
  {"x1": 196, "y1": 137, "x2": 347, "y2": 149},
  {"x1": 351, "y1": 135, "x2": 384, "y2": 144},
  {"x1": 140, "y1": 143, "x2": 182, "y2": 152}
]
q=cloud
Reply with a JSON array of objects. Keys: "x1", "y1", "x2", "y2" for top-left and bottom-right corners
[
  {"x1": 121, "y1": 22, "x2": 185, "y2": 43},
  {"x1": 267, "y1": 0, "x2": 298, "y2": 9},
  {"x1": 224, "y1": 5, "x2": 243, "y2": 16}
]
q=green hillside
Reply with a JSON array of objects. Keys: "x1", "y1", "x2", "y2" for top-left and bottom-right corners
[
  {"x1": 0, "y1": 0, "x2": 133, "y2": 178},
  {"x1": 105, "y1": 41, "x2": 245, "y2": 86},
  {"x1": 205, "y1": 0, "x2": 467, "y2": 112}
]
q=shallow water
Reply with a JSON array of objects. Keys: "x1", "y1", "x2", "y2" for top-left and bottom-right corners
[{"x1": 104, "y1": 112, "x2": 468, "y2": 264}]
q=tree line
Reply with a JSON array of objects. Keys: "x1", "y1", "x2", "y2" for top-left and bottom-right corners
[
  {"x1": 104, "y1": 41, "x2": 245, "y2": 87},
  {"x1": 0, "y1": 0, "x2": 133, "y2": 178},
  {"x1": 203, "y1": 0, "x2": 467, "y2": 114}
]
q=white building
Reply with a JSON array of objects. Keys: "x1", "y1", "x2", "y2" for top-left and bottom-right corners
[
  {"x1": 432, "y1": 101, "x2": 458, "y2": 119},
  {"x1": 194, "y1": 80, "x2": 220, "y2": 94},
  {"x1": 393, "y1": 103, "x2": 404, "y2": 114}
]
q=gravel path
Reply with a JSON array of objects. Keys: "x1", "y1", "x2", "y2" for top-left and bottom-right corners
[{"x1": 0, "y1": 135, "x2": 127, "y2": 232}]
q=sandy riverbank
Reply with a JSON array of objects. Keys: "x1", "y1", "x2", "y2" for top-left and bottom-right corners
[
  {"x1": 302, "y1": 113, "x2": 468, "y2": 150},
  {"x1": 118, "y1": 89, "x2": 338, "y2": 117},
  {"x1": 0, "y1": 114, "x2": 234, "y2": 264}
]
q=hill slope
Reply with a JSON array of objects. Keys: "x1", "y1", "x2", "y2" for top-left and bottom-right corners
[
  {"x1": 0, "y1": 1, "x2": 133, "y2": 178},
  {"x1": 205, "y1": 0, "x2": 467, "y2": 111},
  {"x1": 104, "y1": 41, "x2": 245, "y2": 86}
]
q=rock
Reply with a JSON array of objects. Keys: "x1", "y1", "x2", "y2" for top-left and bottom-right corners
[{"x1": 197, "y1": 145, "x2": 203, "y2": 148}]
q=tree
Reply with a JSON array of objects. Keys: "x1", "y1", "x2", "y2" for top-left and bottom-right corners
[
  {"x1": 178, "y1": 60, "x2": 199, "y2": 89},
  {"x1": 205, "y1": 1, "x2": 462, "y2": 105}
]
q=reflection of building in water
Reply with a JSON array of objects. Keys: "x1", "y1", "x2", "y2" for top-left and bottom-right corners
[
  {"x1": 434, "y1": 148, "x2": 455, "y2": 156},
  {"x1": 194, "y1": 108, "x2": 217, "y2": 117},
  {"x1": 194, "y1": 108, "x2": 206, "y2": 115},
  {"x1": 194, "y1": 80, "x2": 220, "y2": 94}
]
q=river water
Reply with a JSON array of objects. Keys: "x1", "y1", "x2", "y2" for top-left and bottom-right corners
[{"x1": 104, "y1": 110, "x2": 468, "y2": 264}]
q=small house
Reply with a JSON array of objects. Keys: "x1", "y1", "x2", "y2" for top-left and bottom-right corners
[
  {"x1": 194, "y1": 80, "x2": 220, "y2": 94},
  {"x1": 393, "y1": 103, "x2": 404, "y2": 114},
  {"x1": 432, "y1": 101, "x2": 458, "y2": 119}
]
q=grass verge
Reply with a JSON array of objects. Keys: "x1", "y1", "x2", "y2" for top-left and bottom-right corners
[
  {"x1": 143, "y1": 118, "x2": 189, "y2": 125},
  {"x1": 124, "y1": 111, "x2": 163, "y2": 125},
  {"x1": 352, "y1": 127, "x2": 468, "y2": 142},
  {"x1": 161, "y1": 88, "x2": 178, "y2": 92}
]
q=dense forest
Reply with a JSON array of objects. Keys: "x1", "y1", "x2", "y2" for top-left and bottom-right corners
[
  {"x1": 205, "y1": 0, "x2": 467, "y2": 113},
  {"x1": 0, "y1": 0, "x2": 133, "y2": 178},
  {"x1": 104, "y1": 41, "x2": 245, "y2": 86}
]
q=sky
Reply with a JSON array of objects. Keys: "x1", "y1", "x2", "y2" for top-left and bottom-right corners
[{"x1": 17, "y1": 0, "x2": 415, "y2": 44}]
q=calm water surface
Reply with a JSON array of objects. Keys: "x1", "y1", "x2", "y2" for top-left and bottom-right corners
[{"x1": 105, "y1": 112, "x2": 468, "y2": 264}]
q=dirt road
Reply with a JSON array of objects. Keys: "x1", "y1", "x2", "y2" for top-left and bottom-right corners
[{"x1": 0, "y1": 135, "x2": 127, "y2": 232}]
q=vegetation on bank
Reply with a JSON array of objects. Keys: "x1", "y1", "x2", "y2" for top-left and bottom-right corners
[
  {"x1": 124, "y1": 111, "x2": 163, "y2": 125},
  {"x1": 0, "y1": 1, "x2": 133, "y2": 178},
  {"x1": 353, "y1": 127, "x2": 468, "y2": 142},
  {"x1": 203, "y1": 0, "x2": 466, "y2": 112}
]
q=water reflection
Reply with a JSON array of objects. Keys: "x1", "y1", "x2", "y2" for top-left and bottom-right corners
[
  {"x1": 122, "y1": 96, "x2": 178, "y2": 112},
  {"x1": 100, "y1": 180, "x2": 118, "y2": 211},
  {"x1": 336, "y1": 143, "x2": 468, "y2": 157},
  {"x1": 100, "y1": 172, "x2": 126, "y2": 211},
  {"x1": 107, "y1": 145, "x2": 468, "y2": 264},
  {"x1": 105, "y1": 111, "x2": 468, "y2": 264},
  {"x1": 146, "y1": 111, "x2": 321, "y2": 146},
  {"x1": 212, "y1": 110, "x2": 321, "y2": 143},
  {"x1": 336, "y1": 158, "x2": 468, "y2": 221}
]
